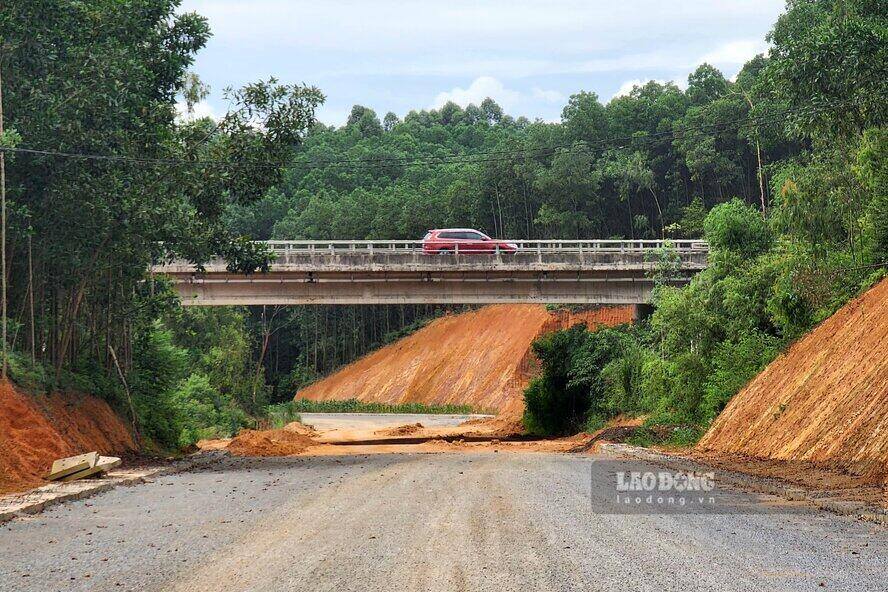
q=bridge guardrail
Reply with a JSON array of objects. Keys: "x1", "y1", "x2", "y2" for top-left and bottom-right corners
[{"x1": 264, "y1": 239, "x2": 708, "y2": 256}]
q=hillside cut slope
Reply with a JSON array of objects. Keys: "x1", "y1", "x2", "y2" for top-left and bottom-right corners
[
  {"x1": 0, "y1": 381, "x2": 136, "y2": 494},
  {"x1": 296, "y1": 304, "x2": 634, "y2": 416},
  {"x1": 698, "y1": 277, "x2": 888, "y2": 485}
]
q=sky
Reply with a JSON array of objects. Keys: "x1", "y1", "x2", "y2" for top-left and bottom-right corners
[{"x1": 177, "y1": 0, "x2": 786, "y2": 126}]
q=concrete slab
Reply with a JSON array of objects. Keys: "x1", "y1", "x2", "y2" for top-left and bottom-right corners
[
  {"x1": 45, "y1": 452, "x2": 99, "y2": 481},
  {"x1": 0, "y1": 452, "x2": 226, "y2": 524},
  {"x1": 59, "y1": 456, "x2": 122, "y2": 482}
]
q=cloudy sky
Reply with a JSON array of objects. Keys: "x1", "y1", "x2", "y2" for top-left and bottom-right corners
[{"x1": 178, "y1": 0, "x2": 786, "y2": 125}]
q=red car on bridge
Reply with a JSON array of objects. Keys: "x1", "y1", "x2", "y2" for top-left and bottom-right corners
[{"x1": 422, "y1": 229, "x2": 519, "y2": 254}]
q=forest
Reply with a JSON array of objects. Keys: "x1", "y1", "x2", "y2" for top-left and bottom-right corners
[{"x1": 0, "y1": 0, "x2": 885, "y2": 448}]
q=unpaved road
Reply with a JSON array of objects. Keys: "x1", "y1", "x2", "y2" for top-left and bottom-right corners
[
  {"x1": 300, "y1": 412, "x2": 493, "y2": 433},
  {"x1": 2, "y1": 453, "x2": 885, "y2": 592}
]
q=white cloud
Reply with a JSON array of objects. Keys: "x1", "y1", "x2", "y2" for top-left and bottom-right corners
[
  {"x1": 531, "y1": 87, "x2": 565, "y2": 103},
  {"x1": 175, "y1": 100, "x2": 217, "y2": 121},
  {"x1": 430, "y1": 77, "x2": 565, "y2": 113},
  {"x1": 431, "y1": 76, "x2": 523, "y2": 110},
  {"x1": 699, "y1": 39, "x2": 768, "y2": 66},
  {"x1": 611, "y1": 77, "x2": 688, "y2": 100},
  {"x1": 613, "y1": 79, "x2": 653, "y2": 99},
  {"x1": 178, "y1": 0, "x2": 785, "y2": 123}
]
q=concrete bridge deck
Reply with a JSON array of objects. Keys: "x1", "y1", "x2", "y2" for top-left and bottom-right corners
[{"x1": 152, "y1": 240, "x2": 708, "y2": 305}]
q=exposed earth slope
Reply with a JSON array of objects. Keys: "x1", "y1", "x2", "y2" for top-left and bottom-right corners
[
  {"x1": 0, "y1": 381, "x2": 136, "y2": 494},
  {"x1": 698, "y1": 277, "x2": 888, "y2": 485},
  {"x1": 296, "y1": 304, "x2": 634, "y2": 415}
]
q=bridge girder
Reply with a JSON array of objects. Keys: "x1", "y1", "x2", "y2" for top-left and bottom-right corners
[{"x1": 152, "y1": 240, "x2": 708, "y2": 306}]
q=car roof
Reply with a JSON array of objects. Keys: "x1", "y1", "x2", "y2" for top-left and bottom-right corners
[{"x1": 429, "y1": 228, "x2": 486, "y2": 233}]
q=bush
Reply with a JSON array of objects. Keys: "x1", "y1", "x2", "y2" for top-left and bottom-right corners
[
  {"x1": 264, "y1": 401, "x2": 302, "y2": 429},
  {"x1": 279, "y1": 364, "x2": 320, "y2": 397},
  {"x1": 703, "y1": 198, "x2": 772, "y2": 259},
  {"x1": 856, "y1": 127, "x2": 888, "y2": 262},
  {"x1": 6, "y1": 352, "x2": 50, "y2": 392},
  {"x1": 522, "y1": 325, "x2": 634, "y2": 435},
  {"x1": 521, "y1": 325, "x2": 593, "y2": 435},
  {"x1": 701, "y1": 331, "x2": 781, "y2": 422}
]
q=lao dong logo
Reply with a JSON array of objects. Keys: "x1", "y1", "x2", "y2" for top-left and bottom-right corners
[{"x1": 614, "y1": 470, "x2": 716, "y2": 508}]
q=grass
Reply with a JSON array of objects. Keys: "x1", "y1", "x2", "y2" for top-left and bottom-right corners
[
  {"x1": 290, "y1": 398, "x2": 484, "y2": 415},
  {"x1": 264, "y1": 401, "x2": 303, "y2": 429}
]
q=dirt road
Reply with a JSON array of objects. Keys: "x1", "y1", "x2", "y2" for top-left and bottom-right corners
[
  {"x1": 300, "y1": 412, "x2": 493, "y2": 434},
  {"x1": 2, "y1": 452, "x2": 885, "y2": 591}
]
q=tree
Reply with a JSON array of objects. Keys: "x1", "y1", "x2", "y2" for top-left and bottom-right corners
[
  {"x1": 0, "y1": 0, "x2": 323, "y2": 383},
  {"x1": 855, "y1": 127, "x2": 888, "y2": 261},
  {"x1": 346, "y1": 105, "x2": 383, "y2": 137},
  {"x1": 562, "y1": 91, "x2": 609, "y2": 144},
  {"x1": 686, "y1": 64, "x2": 727, "y2": 106},
  {"x1": 763, "y1": 0, "x2": 888, "y2": 141},
  {"x1": 480, "y1": 98, "x2": 504, "y2": 124},
  {"x1": 383, "y1": 112, "x2": 400, "y2": 132}
]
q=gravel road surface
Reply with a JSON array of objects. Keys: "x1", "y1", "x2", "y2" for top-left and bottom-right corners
[
  {"x1": 2, "y1": 452, "x2": 885, "y2": 592},
  {"x1": 300, "y1": 412, "x2": 493, "y2": 433}
]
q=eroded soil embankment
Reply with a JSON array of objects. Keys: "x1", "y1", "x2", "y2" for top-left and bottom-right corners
[
  {"x1": 0, "y1": 381, "x2": 136, "y2": 493},
  {"x1": 697, "y1": 277, "x2": 888, "y2": 486},
  {"x1": 296, "y1": 304, "x2": 635, "y2": 416}
]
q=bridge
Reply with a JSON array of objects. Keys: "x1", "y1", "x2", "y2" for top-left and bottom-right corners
[{"x1": 152, "y1": 239, "x2": 708, "y2": 306}]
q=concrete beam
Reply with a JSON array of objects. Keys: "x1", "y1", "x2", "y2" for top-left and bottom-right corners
[{"x1": 154, "y1": 243, "x2": 707, "y2": 306}]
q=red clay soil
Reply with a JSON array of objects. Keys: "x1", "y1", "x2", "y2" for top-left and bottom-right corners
[
  {"x1": 0, "y1": 380, "x2": 136, "y2": 494},
  {"x1": 296, "y1": 304, "x2": 634, "y2": 416},
  {"x1": 227, "y1": 425, "x2": 316, "y2": 457},
  {"x1": 697, "y1": 277, "x2": 888, "y2": 486},
  {"x1": 375, "y1": 423, "x2": 425, "y2": 437}
]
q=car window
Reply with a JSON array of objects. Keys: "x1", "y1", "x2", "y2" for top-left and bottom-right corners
[
  {"x1": 437, "y1": 231, "x2": 460, "y2": 239},
  {"x1": 464, "y1": 232, "x2": 486, "y2": 240}
]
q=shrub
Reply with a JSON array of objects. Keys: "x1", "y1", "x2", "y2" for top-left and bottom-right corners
[
  {"x1": 265, "y1": 401, "x2": 302, "y2": 429},
  {"x1": 703, "y1": 198, "x2": 772, "y2": 259},
  {"x1": 701, "y1": 332, "x2": 781, "y2": 422},
  {"x1": 522, "y1": 325, "x2": 634, "y2": 435}
]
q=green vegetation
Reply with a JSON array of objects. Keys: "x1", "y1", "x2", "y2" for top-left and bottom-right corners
[
  {"x1": 522, "y1": 0, "x2": 887, "y2": 439},
  {"x1": 264, "y1": 402, "x2": 303, "y2": 429},
  {"x1": 0, "y1": 1, "x2": 884, "y2": 450},
  {"x1": 291, "y1": 398, "x2": 481, "y2": 416}
]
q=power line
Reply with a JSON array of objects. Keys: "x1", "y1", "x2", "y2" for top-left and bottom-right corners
[{"x1": 0, "y1": 101, "x2": 846, "y2": 172}]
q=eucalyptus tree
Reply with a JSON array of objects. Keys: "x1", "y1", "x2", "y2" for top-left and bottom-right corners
[{"x1": 0, "y1": 0, "x2": 323, "y2": 381}]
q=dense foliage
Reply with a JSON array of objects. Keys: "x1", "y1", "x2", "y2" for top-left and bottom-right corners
[
  {"x1": 522, "y1": 0, "x2": 887, "y2": 436},
  {"x1": 0, "y1": 0, "x2": 321, "y2": 448}
]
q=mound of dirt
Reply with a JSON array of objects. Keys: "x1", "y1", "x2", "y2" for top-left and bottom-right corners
[
  {"x1": 0, "y1": 380, "x2": 136, "y2": 494},
  {"x1": 296, "y1": 304, "x2": 633, "y2": 416},
  {"x1": 697, "y1": 277, "x2": 888, "y2": 485},
  {"x1": 227, "y1": 428, "x2": 316, "y2": 457},
  {"x1": 375, "y1": 423, "x2": 424, "y2": 437},
  {"x1": 282, "y1": 421, "x2": 317, "y2": 437}
]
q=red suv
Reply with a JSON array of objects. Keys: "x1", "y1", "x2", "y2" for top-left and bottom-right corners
[{"x1": 422, "y1": 229, "x2": 519, "y2": 254}]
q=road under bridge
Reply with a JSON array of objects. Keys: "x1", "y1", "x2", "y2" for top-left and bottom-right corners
[{"x1": 151, "y1": 240, "x2": 708, "y2": 306}]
